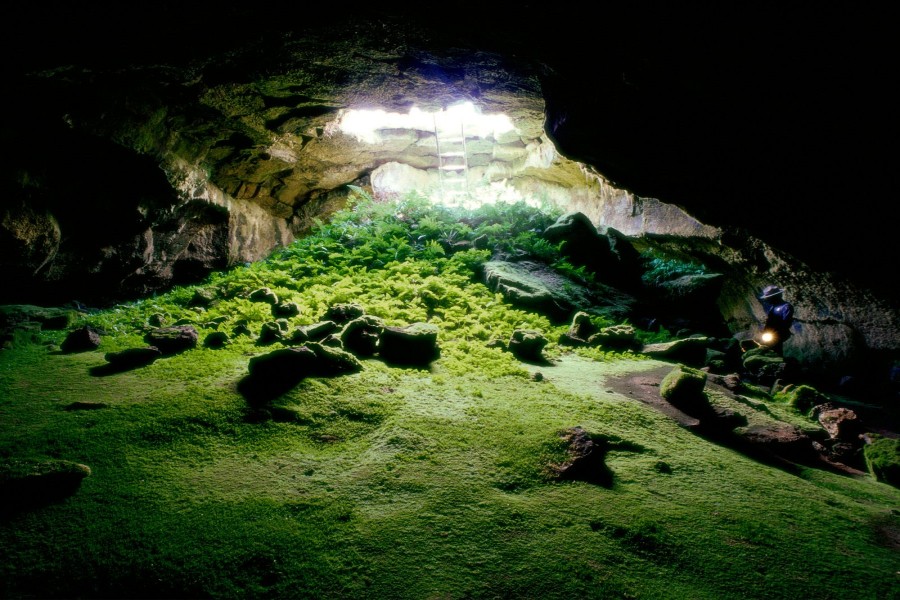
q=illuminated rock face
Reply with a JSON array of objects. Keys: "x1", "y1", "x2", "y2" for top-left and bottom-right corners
[{"x1": 3, "y1": 22, "x2": 609, "y2": 303}]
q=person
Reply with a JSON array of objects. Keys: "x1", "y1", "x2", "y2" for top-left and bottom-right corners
[{"x1": 757, "y1": 285, "x2": 794, "y2": 355}]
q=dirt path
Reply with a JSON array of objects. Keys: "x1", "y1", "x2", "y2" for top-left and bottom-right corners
[{"x1": 521, "y1": 353, "x2": 700, "y2": 427}]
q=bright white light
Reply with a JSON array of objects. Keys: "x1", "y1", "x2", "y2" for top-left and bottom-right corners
[
  {"x1": 333, "y1": 102, "x2": 531, "y2": 209},
  {"x1": 334, "y1": 102, "x2": 514, "y2": 144}
]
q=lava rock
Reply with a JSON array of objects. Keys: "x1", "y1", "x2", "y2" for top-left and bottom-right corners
[
  {"x1": 60, "y1": 325, "x2": 101, "y2": 353},
  {"x1": 144, "y1": 325, "x2": 199, "y2": 355}
]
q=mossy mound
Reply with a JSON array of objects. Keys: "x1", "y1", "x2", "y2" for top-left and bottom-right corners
[{"x1": 864, "y1": 437, "x2": 900, "y2": 488}]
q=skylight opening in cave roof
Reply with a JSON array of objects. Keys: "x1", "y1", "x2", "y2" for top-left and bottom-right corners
[
  {"x1": 334, "y1": 101, "x2": 514, "y2": 144},
  {"x1": 329, "y1": 101, "x2": 545, "y2": 210}
]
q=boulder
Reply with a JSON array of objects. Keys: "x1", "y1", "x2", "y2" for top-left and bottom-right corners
[
  {"x1": 741, "y1": 347, "x2": 788, "y2": 382},
  {"x1": 104, "y1": 346, "x2": 162, "y2": 369},
  {"x1": 249, "y1": 287, "x2": 279, "y2": 305},
  {"x1": 240, "y1": 346, "x2": 319, "y2": 405},
  {"x1": 542, "y1": 212, "x2": 609, "y2": 267},
  {"x1": 144, "y1": 325, "x2": 199, "y2": 355},
  {"x1": 232, "y1": 321, "x2": 253, "y2": 338},
  {"x1": 735, "y1": 423, "x2": 819, "y2": 464},
  {"x1": 289, "y1": 320, "x2": 338, "y2": 344},
  {"x1": 305, "y1": 342, "x2": 363, "y2": 375},
  {"x1": 641, "y1": 336, "x2": 711, "y2": 366},
  {"x1": 508, "y1": 329, "x2": 548, "y2": 362},
  {"x1": 775, "y1": 384, "x2": 828, "y2": 414},
  {"x1": 587, "y1": 324, "x2": 638, "y2": 351},
  {"x1": 247, "y1": 346, "x2": 317, "y2": 380},
  {"x1": 326, "y1": 303, "x2": 365, "y2": 324},
  {"x1": 659, "y1": 365, "x2": 709, "y2": 416},
  {"x1": 203, "y1": 331, "x2": 230, "y2": 348},
  {"x1": 482, "y1": 260, "x2": 632, "y2": 323},
  {"x1": 863, "y1": 437, "x2": 900, "y2": 488},
  {"x1": 240, "y1": 343, "x2": 362, "y2": 405},
  {"x1": 559, "y1": 311, "x2": 597, "y2": 346},
  {"x1": 60, "y1": 325, "x2": 101, "y2": 353},
  {"x1": 600, "y1": 225, "x2": 644, "y2": 288},
  {"x1": 257, "y1": 322, "x2": 285, "y2": 346},
  {"x1": 549, "y1": 427, "x2": 613, "y2": 487},
  {"x1": 188, "y1": 288, "x2": 216, "y2": 308},
  {"x1": 0, "y1": 305, "x2": 76, "y2": 331},
  {"x1": 0, "y1": 459, "x2": 91, "y2": 512},
  {"x1": 203, "y1": 316, "x2": 228, "y2": 329},
  {"x1": 811, "y1": 404, "x2": 863, "y2": 442},
  {"x1": 649, "y1": 273, "x2": 727, "y2": 334},
  {"x1": 340, "y1": 315, "x2": 384, "y2": 356},
  {"x1": 379, "y1": 322, "x2": 440, "y2": 366},
  {"x1": 272, "y1": 301, "x2": 301, "y2": 318},
  {"x1": 483, "y1": 260, "x2": 564, "y2": 319}
]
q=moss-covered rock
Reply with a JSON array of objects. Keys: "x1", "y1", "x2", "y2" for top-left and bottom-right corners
[
  {"x1": 864, "y1": 437, "x2": 900, "y2": 488},
  {"x1": 305, "y1": 342, "x2": 363, "y2": 375},
  {"x1": 775, "y1": 384, "x2": 828, "y2": 414},
  {"x1": 742, "y1": 347, "x2": 787, "y2": 381},
  {"x1": 508, "y1": 329, "x2": 548, "y2": 363},
  {"x1": 60, "y1": 325, "x2": 101, "y2": 353},
  {"x1": 659, "y1": 364, "x2": 709, "y2": 415},
  {"x1": 587, "y1": 324, "x2": 638, "y2": 350},
  {"x1": 0, "y1": 459, "x2": 91, "y2": 512},
  {"x1": 272, "y1": 301, "x2": 301, "y2": 318},
  {"x1": 341, "y1": 315, "x2": 384, "y2": 357},
  {"x1": 188, "y1": 288, "x2": 217, "y2": 308},
  {"x1": 104, "y1": 346, "x2": 162, "y2": 369},
  {"x1": 641, "y1": 336, "x2": 710, "y2": 367},
  {"x1": 0, "y1": 305, "x2": 77, "y2": 331},
  {"x1": 144, "y1": 325, "x2": 199, "y2": 355},
  {"x1": 326, "y1": 303, "x2": 365, "y2": 324},
  {"x1": 257, "y1": 322, "x2": 285, "y2": 346},
  {"x1": 203, "y1": 331, "x2": 230, "y2": 348},
  {"x1": 289, "y1": 320, "x2": 338, "y2": 344},
  {"x1": 249, "y1": 287, "x2": 279, "y2": 305},
  {"x1": 379, "y1": 322, "x2": 440, "y2": 366},
  {"x1": 558, "y1": 311, "x2": 597, "y2": 346}
]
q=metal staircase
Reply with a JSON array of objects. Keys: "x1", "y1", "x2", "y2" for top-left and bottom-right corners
[{"x1": 433, "y1": 112, "x2": 470, "y2": 205}]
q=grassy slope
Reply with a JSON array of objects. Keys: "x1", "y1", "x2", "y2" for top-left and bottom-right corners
[{"x1": 1, "y1": 197, "x2": 898, "y2": 599}]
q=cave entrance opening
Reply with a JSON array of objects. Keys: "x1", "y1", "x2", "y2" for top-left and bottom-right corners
[{"x1": 330, "y1": 101, "x2": 549, "y2": 210}]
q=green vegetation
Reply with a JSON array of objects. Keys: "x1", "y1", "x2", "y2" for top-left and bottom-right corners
[
  {"x1": 639, "y1": 249, "x2": 708, "y2": 287},
  {"x1": 2, "y1": 194, "x2": 898, "y2": 599}
]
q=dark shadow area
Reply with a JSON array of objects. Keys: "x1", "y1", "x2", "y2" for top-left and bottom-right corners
[
  {"x1": 237, "y1": 372, "x2": 306, "y2": 407},
  {"x1": 515, "y1": 356, "x2": 555, "y2": 368},
  {"x1": 376, "y1": 359, "x2": 436, "y2": 372},
  {"x1": 89, "y1": 362, "x2": 151, "y2": 377},
  {"x1": 0, "y1": 473, "x2": 87, "y2": 521}
]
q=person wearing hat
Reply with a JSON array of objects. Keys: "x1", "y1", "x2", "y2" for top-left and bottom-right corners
[{"x1": 757, "y1": 285, "x2": 794, "y2": 355}]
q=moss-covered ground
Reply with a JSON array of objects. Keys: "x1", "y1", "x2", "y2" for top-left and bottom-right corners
[{"x1": 1, "y1": 195, "x2": 898, "y2": 599}]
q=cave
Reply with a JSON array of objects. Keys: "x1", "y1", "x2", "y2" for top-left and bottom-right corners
[{"x1": 1, "y1": 4, "x2": 898, "y2": 599}]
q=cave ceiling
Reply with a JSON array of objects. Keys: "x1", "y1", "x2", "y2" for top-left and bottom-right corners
[{"x1": 2, "y1": 3, "x2": 896, "y2": 302}]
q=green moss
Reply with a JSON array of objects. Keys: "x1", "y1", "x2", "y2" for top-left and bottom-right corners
[
  {"x1": 773, "y1": 384, "x2": 828, "y2": 414},
  {"x1": 2, "y1": 194, "x2": 899, "y2": 599},
  {"x1": 864, "y1": 437, "x2": 900, "y2": 488}
]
